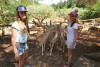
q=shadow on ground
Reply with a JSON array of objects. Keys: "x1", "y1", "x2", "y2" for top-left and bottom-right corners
[{"x1": 0, "y1": 33, "x2": 100, "y2": 67}]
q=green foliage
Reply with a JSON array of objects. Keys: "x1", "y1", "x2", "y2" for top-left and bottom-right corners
[
  {"x1": 28, "y1": 4, "x2": 55, "y2": 23},
  {"x1": 20, "y1": 0, "x2": 34, "y2": 6},
  {"x1": 1, "y1": 0, "x2": 100, "y2": 25},
  {"x1": 72, "y1": 0, "x2": 98, "y2": 8},
  {"x1": 56, "y1": 8, "x2": 71, "y2": 20},
  {"x1": 80, "y1": 2, "x2": 100, "y2": 19},
  {"x1": 0, "y1": 0, "x2": 36, "y2": 24},
  {"x1": 67, "y1": 0, "x2": 75, "y2": 8},
  {"x1": 51, "y1": 1, "x2": 68, "y2": 10},
  {"x1": 0, "y1": 0, "x2": 17, "y2": 24}
]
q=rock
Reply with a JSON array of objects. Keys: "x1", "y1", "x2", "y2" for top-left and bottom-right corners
[{"x1": 73, "y1": 53, "x2": 100, "y2": 67}]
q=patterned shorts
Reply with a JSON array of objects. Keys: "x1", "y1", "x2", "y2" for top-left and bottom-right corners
[{"x1": 16, "y1": 43, "x2": 28, "y2": 55}]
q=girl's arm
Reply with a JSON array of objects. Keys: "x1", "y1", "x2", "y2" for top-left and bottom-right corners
[
  {"x1": 11, "y1": 28, "x2": 18, "y2": 54},
  {"x1": 73, "y1": 29, "x2": 78, "y2": 42}
]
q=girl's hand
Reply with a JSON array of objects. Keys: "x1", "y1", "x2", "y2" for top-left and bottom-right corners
[
  {"x1": 70, "y1": 39, "x2": 76, "y2": 49},
  {"x1": 24, "y1": 50, "x2": 29, "y2": 59},
  {"x1": 15, "y1": 51, "x2": 19, "y2": 61}
]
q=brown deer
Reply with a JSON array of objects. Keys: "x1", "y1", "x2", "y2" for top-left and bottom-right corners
[
  {"x1": 36, "y1": 27, "x2": 52, "y2": 56},
  {"x1": 59, "y1": 27, "x2": 66, "y2": 53},
  {"x1": 48, "y1": 26, "x2": 59, "y2": 56},
  {"x1": 88, "y1": 27, "x2": 100, "y2": 38},
  {"x1": 78, "y1": 26, "x2": 83, "y2": 36}
]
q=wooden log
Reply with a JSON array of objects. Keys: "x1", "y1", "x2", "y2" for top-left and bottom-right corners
[{"x1": 73, "y1": 53, "x2": 100, "y2": 67}]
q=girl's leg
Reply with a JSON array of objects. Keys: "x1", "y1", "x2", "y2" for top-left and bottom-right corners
[
  {"x1": 18, "y1": 54, "x2": 25, "y2": 67},
  {"x1": 24, "y1": 50, "x2": 29, "y2": 66},
  {"x1": 18, "y1": 50, "x2": 29, "y2": 67},
  {"x1": 68, "y1": 48, "x2": 73, "y2": 67}
]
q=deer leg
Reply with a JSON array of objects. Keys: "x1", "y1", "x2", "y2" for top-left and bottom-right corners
[
  {"x1": 42, "y1": 44, "x2": 44, "y2": 56},
  {"x1": 50, "y1": 43, "x2": 54, "y2": 56},
  {"x1": 43, "y1": 43, "x2": 45, "y2": 51},
  {"x1": 62, "y1": 43, "x2": 65, "y2": 53}
]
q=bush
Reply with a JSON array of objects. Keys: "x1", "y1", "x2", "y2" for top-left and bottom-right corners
[{"x1": 80, "y1": 2, "x2": 100, "y2": 20}]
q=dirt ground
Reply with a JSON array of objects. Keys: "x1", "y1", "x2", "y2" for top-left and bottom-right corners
[{"x1": 0, "y1": 32, "x2": 100, "y2": 67}]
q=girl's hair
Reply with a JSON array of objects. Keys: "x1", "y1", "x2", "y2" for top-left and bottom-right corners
[
  {"x1": 70, "y1": 20, "x2": 77, "y2": 27},
  {"x1": 17, "y1": 12, "x2": 30, "y2": 33}
]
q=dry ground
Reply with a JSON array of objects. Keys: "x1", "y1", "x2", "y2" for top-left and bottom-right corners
[{"x1": 0, "y1": 32, "x2": 100, "y2": 67}]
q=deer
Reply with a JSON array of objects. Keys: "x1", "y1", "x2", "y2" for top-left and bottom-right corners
[
  {"x1": 59, "y1": 26, "x2": 67, "y2": 53},
  {"x1": 36, "y1": 27, "x2": 52, "y2": 56},
  {"x1": 78, "y1": 25, "x2": 83, "y2": 36},
  {"x1": 48, "y1": 26, "x2": 59, "y2": 56},
  {"x1": 88, "y1": 27, "x2": 100, "y2": 38}
]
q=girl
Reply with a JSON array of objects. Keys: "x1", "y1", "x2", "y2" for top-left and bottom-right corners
[
  {"x1": 67, "y1": 11, "x2": 78, "y2": 67},
  {"x1": 11, "y1": 5, "x2": 29, "y2": 67}
]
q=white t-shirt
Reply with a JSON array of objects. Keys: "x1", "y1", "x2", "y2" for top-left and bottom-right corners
[
  {"x1": 67, "y1": 22, "x2": 78, "y2": 43},
  {"x1": 12, "y1": 21, "x2": 28, "y2": 43}
]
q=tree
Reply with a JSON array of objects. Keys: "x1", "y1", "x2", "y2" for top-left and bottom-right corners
[
  {"x1": 76, "y1": 0, "x2": 98, "y2": 7},
  {"x1": 0, "y1": 0, "x2": 35, "y2": 24},
  {"x1": 79, "y1": 0, "x2": 100, "y2": 19},
  {"x1": 51, "y1": 1, "x2": 68, "y2": 10},
  {"x1": 56, "y1": 8, "x2": 68, "y2": 22},
  {"x1": 67, "y1": 0, "x2": 75, "y2": 8},
  {"x1": 28, "y1": 4, "x2": 55, "y2": 27},
  {"x1": 0, "y1": 0, "x2": 17, "y2": 24},
  {"x1": 20, "y1": 0, "x2": 35, "y2": 6}
]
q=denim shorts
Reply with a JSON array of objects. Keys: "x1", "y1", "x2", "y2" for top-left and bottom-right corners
[{"x1": 16, "y1": 43, "x2": 28, "y2": 55}]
